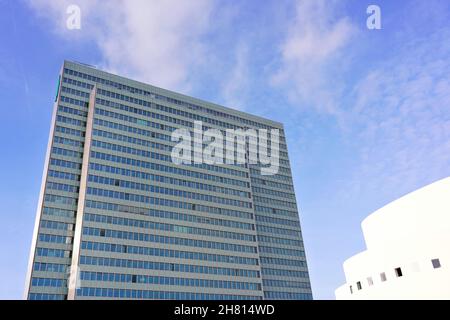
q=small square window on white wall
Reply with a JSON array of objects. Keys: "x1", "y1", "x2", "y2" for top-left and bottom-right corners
[
  {"x1": 380, "y1": 272, "x2": 387, "y2": 282},
  {"x1": 367, "y1": 277, "x2": 373, "y2": 286}
]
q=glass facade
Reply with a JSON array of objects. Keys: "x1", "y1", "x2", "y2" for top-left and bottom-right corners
[{"x1": 25, "y1": 61, "x2": 312, "y2": 300}]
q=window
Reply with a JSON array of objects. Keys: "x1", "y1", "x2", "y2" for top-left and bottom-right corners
[
  {"x1": 432, "y1": 258, "x2": 441, "y2": 269},
  {"x1": 349, "y1": 285, "x2": 353, "y2": 294},
  {"x1": 367, "y1": 277, "x2": 373, "y2": 286},
  {"x1": 380, "y1": 272, "x2": 387, "y2": 282},
  {"x1": 357, "y1": 281, "x2": 362, "y2": 290},
  {"x1": 395, "y1": 267, "x2": 403, "y2": 277},
  {"x1": 100, "y1": 229, "x2": 105, "y2": 237}
]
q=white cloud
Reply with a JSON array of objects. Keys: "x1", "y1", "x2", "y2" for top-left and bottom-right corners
[
  {"x1": 271, "y1": 0, "x2": 356, "y2": 115},
  {"x1": 27, "y1": 0, "x2": 215, "y2": 92},
  {"x1": 271, "y1": 0, "x2": 450, "y2": 203},
  {"x1": 220, "y1": 43, "x2": 250, "y2": 111}
]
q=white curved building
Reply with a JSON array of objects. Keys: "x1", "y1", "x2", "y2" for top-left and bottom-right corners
[{"x1": 335, "y1": 177, "x2": 450, "y2": 300}]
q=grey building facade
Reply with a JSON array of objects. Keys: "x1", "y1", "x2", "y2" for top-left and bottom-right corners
[{"x1": 25, "y1": 61, "x2": 312, "y2": 300}]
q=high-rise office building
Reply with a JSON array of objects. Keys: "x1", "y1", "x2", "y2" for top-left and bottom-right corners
[{"x1": 25, "y1": 60, "x2": 312, "y2": 300}]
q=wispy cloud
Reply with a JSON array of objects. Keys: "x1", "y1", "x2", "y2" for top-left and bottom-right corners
[
  {"x1": 27, "y1": 0, "x2": 216, "y2": 92},
  {"x1": 271, "y1": 0, "x2": 357, "y2": 115},
  {"x1": 270, "y1": 0, "x2": 450, "y2": 203},
  {"x1": 345, "y1": 29, "x2": 450, "y2": 200},
  {"x1": 220, "y1": 42, "x2": 250, "y2": 111}
]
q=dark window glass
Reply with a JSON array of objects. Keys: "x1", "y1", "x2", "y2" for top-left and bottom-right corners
[{"x1": 432, "y1": 259, "x2": 441, "y2": 269}]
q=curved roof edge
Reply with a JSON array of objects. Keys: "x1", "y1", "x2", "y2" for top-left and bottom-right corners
[{"x1": 361, "y1": 176, "x2": 450, "y2": 229}]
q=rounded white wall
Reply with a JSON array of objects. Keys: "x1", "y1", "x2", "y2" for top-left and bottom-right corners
[{"x1": 335, "y1": 177, "x2": 450, "y2": 299}]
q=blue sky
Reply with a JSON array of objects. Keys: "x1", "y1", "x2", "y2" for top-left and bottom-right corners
[{"x1": 0, "y1": 0, "x2": 449, "y2": 299}]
